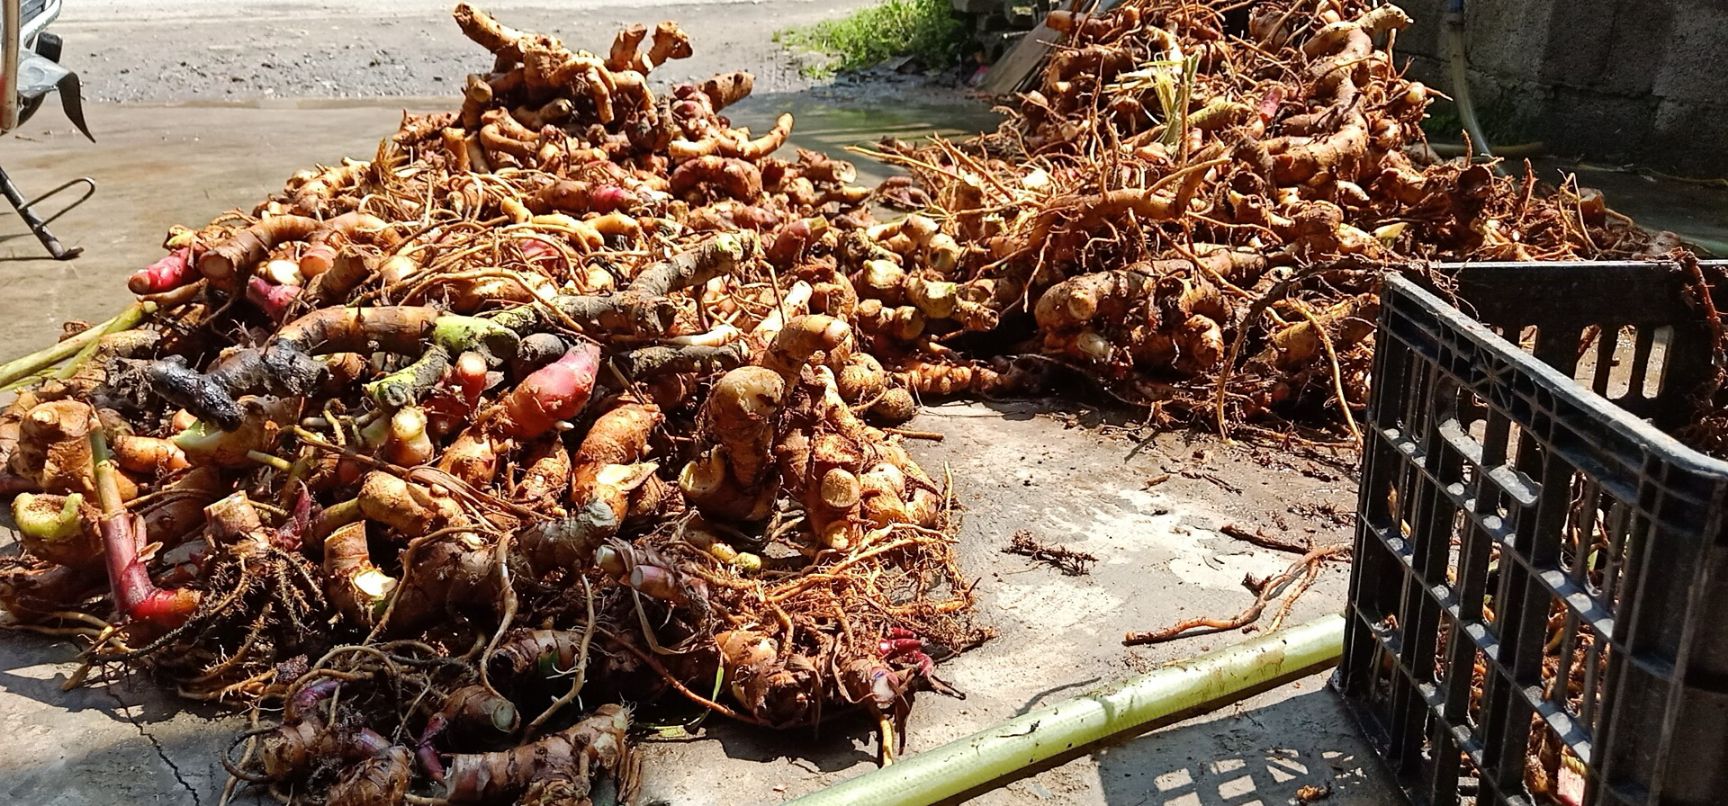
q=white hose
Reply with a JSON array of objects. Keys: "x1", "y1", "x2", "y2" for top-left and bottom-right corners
[{"x1": 1442, "y1": 9, "x2": 1505, "y2": 173}]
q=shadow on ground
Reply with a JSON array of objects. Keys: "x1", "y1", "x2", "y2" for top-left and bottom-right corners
[
  {"x1": 0, "y1": 628, "x2": 255, "y2": 805},
  {"x1": 1089, "y1": 689, "x2": 1385, "y2": 806}
]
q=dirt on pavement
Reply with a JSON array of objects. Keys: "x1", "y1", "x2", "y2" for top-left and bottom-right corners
[{"x1": 60, "y1": 0, "x2": 890, "y2": 103}]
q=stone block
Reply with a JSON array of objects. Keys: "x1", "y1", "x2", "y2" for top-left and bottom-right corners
[
  {"x1": 1467, "y1": 0, "x2": 1555, "y2": 77},
  {"x1": 1651, "y1": 2, "x2": 1728, "y2": 105},
  {"x1": 1646, "y1": 97, "x2": 1728, "y2": 176},
  {"x1": 1538, "y1": 86, "x2": 1660, "y2": 162},
  {"x1": 1392, "y1": 0, "x2": 1448, "y2": 59}
]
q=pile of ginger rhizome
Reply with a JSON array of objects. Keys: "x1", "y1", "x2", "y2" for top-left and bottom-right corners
[
  {"x1": 0, "y1": 2, "x2": 1677, "y2": 803},
  {"x1": 0, "y1": 7, "x2": 979, "y2": 802}
]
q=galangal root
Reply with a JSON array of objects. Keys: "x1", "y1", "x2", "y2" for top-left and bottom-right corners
[
  {"x1": 0, "y1": 6, "x2": 982, "y2": 804},
  {"x1": 854, "y1": 0, "x2": 1675, "y2": 438}
]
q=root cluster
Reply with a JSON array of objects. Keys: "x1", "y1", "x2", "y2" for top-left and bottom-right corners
[{"x1": 865, "y1": 0, "x2": 1670, "y2": 432}]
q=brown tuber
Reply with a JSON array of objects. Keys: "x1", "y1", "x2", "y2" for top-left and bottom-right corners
[{"x1": 442, "y1": 704, "x2": 631, "y2": 803}]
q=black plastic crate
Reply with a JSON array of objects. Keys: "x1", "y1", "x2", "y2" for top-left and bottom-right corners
[{"x1": 1335, "y1": 261, "x2": 1728, "y2": 806}]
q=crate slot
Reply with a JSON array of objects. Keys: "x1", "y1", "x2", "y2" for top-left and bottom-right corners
[
  {"x1": 1604, "y1": 327, "x2": 1638, "y2": 400},
  {"x1": 1364, "y1": 517, "x2": 1612, "y2": 661},
  {"x1": 1641, "y1": 327, "x2": 1672, "y2": 400},
  {"x1": 1365, "y1": 466, "x2": 1619, "y2": 642},
  {"x1": 1359, "y1": 605, "x2": 1596, "y2": 769}
]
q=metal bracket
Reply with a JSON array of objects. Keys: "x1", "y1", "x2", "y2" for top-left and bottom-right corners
[
  {"x1": 0, "y1": 168, "x2": 95, "y2": 260},
  {"x1": 16, "y1": 53, "x2": 94, "y2": 141}
]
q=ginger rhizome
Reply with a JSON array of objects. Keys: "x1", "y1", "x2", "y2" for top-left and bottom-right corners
[{"x1": 0, "y1": 7, "x2": 982, "y2": 802}]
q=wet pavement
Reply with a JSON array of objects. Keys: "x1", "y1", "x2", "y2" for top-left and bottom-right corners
[{"x1": 1533, "y1": 158, "x2": 1728, "y2": 256}]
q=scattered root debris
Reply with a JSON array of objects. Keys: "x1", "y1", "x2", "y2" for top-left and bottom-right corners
[
  {"x1": 1124, "y1": 543, "x2": 1350, "y2": 646},
  {"x1": 1005, "y1": 531, "x2": 1097, "y2": 576},
  {"x1": 1220, "y1": 523, "x2": 1311, "y2": 555}
]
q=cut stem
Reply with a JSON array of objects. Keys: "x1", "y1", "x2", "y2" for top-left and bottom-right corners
[{"x1": 0, "y1": 302, "x2": 155, "y2": 388}]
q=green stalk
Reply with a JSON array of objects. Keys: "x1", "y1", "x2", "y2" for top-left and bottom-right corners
[
  {"x1": 788, "y1": 614, "x2": 1345, "y2": 806},
  {"x1": 432, "y1": 314, "x2": 519, "y2": 360},
  {"x1": 53, "y1": 303, "x2": 154, "y2": 380},
  {"x1": 0, "y1": 302, "x2": 155, "y2": 388},
  {"x1": 0, "y1": 369, "x2": 54, "y2": 394},
  {"x1": 246, "y1": 450, "x2": 294, "y2": 473},
  {"x1": 305, "y1": 497, "x2": 362, "y2": 553},
  {"x1": 90, "y1": 429, "x2": 122, "y2": 516}
]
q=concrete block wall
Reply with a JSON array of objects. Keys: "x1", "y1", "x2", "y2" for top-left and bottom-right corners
[{"x1": 1391, "y1": 0, "x2": 1727, "y2": 176}]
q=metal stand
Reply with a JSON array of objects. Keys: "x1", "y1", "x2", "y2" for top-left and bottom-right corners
[{"x1": 0, "y1": 167, "x2": 93, "y2": 260}]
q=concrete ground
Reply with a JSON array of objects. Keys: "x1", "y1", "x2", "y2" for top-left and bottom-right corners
[
  {"x1": 638, "y1": 401, "x2": 1385, "y2": 806},
  {"x1": 58, "y1": 0, "x2": 889, "y2": 103}
]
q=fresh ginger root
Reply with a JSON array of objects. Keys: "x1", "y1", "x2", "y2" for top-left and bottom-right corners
[
  {"x1": 111, "y1": 434, "x2": 191, "y2": 476},
  {"x1": 496, "y1": 341, "x2": 602, "y2": 439},
  {"x1": 756, "y1": 314, "x2": 851, "y2": 381},
  {"x1": 670, "y1": 113, "x2": 794, "y2": 161},
  {"x1": 670, "y1": 155, "x2": 764, "y2": 201},
  {"x1": 569, "y1": 400, "x2": 662, "y2": 526},
  {"x1": 198, "y1": 215, "x2": 322, "y2": 281},
  {"x1": 892, "y1": 359, "x2": 1028, "y2": 397},
  {"x1": 13, "y1": 492, "x2": 98, "y2": 568},
  {"x1": 693, "y1": 70, "x2": 754, "y2": 110},
  {"x1": 1257, "y1": 295, "x2": 1377, "y2": 371},
  {"x1": 681, "y1": 366, "x2": 785, "y2": 522},
  {"x1": 716, "y1": 629, "x2": 820, "y2": 726},
  {"x1": 138, "y1": 465, "x2": 224, "y2": 546},
  {"x1": 515, "y1": 436, "x2": 571, "y2": 505},
  {"x1": 14, "y1": 399, "x2": 103, "y2": 497},
  {"x1": 442, "y1": 704, "x2": 630, "y2": 804},
  {"x1": 327, "y1": 746, "x2": 413, "y2": 806},
  {"x1": 323, "y1": 520, "x2": 397, "y2": 628}
]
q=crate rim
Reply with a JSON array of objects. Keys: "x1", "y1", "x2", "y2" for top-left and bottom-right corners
[{"x1": 1389, "y1": 264, "x2": 1728, "y2": 481}]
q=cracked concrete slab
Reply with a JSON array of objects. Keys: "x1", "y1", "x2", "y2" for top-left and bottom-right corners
[{"x1": 1, "y1": 634, "x2": 233, "y2": 805}]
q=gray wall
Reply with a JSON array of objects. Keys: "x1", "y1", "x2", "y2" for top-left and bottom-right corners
[{"x1": 1392, "y1": 0, "x2": 1727, "y2": 176}]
